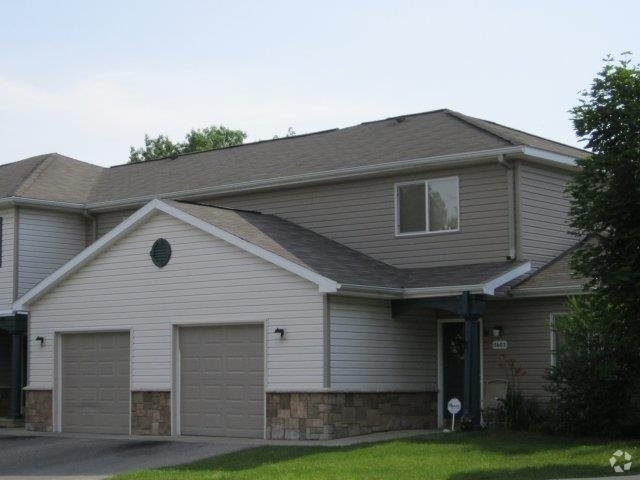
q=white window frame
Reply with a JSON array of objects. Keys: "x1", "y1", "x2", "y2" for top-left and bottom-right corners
[
  {"x1": 394, "y1": 176, "x2": 460, "y2": 237},
  {"x1": 549, "y1": 312, "x2": 567, "y2": 367}
]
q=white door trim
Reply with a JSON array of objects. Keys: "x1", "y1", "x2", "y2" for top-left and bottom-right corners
[{"x1": 436, "y1": 318, "x2": 484, "y2": 428}]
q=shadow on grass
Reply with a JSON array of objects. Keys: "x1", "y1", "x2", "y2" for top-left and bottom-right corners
[{"x1": 134, "y1": 432, "x2": 638, "y2": 479}]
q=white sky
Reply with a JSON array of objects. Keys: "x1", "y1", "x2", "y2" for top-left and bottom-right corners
[{"x1": 1, "y1": 1, "x2": 638, "y2": 167}]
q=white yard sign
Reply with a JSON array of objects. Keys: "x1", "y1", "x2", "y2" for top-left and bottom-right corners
[{"x1": 447, "y1": 397, "x2": 462, "y2": 431}]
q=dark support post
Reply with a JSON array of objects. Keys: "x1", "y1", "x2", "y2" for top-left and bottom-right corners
[
  {"x1": 462, "y1": 316, "x2": 481, "y2": 428},
  {"x1": 391, "y1": 290, "x2": 485, "y2": 429},
  {"x1": 10, "y1": 333, "x2": 23, "y2": 419}
]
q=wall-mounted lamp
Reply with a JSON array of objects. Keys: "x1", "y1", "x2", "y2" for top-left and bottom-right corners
[
  {"x1": 35, "y1": 336, "x2": 45, "y2": 347},
  {"x1": 492, "y1": 326, "x2": 503, "y2": 338},
  {"x1": 274, "y1": 328, "x2": 285, "y2": 339}
]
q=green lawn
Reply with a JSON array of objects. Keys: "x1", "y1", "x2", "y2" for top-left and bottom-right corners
[{"x1": 112, "y1": 431, "x2": 639, "y2": 480}]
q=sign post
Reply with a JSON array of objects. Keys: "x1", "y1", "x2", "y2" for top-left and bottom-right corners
[{"x1": 447, "y1": 397, "x2": 462, "y2": 431}]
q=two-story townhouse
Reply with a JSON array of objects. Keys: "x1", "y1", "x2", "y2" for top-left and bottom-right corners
[{"x1": 0, "y1": 109, "x2": 588, "y2": 439}]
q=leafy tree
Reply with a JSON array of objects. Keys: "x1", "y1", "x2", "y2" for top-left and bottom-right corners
[
  {"x1": 128, "y1": 134, "x2": 181, "y2": 163},
  {"x1": 547, "y1": 54, "x2": 640, "y2": 436},
  {"x1": 129, "y1": 125, "x2": 247, "y2": 163},
  {"x1": 183, "y1": 126, "x2": 247, "y2": 153}
]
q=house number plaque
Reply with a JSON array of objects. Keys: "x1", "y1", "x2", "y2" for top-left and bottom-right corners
[{"x1": 491, "y1": 340, "x2": 508, "y2": 350}]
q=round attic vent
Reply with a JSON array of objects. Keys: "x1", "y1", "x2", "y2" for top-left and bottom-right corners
[{"x1": 150, "y1": 238, "x2": 172, "y2": 268}]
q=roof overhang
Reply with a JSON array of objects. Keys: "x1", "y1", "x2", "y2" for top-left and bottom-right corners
[
  {"x1": 509, "y1": 284, "x2": 587, "y2": 298},
  {"x1": 0, "y1": 196, "x2": 86, "y2": 213},
  {"x1": 337, "y1": 261, "x2": 531, "y2": 299},
  {"x1": 85, "y1": 146, "x2": 580, "y2": 212},
  {"x1": 14, "y1": 199, "x2": 340, "y2": 310},
  {"x1": 1, "y1": 146, "x2": 581, "y2": 214}
]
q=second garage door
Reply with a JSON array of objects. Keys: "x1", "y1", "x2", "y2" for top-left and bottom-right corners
[
  {"x1": 61, "y1": 331, "x2": 130, "y2": 434},
  {"x1": 180, "y1": 324, "x2": 264, "y2": 438}
]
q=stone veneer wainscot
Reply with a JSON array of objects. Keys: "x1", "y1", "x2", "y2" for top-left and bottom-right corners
[
  {"x1": 24, "y1": 389, "x2": 53, "y2": 432},
  {"x1": 131, "y1": 391, "x2": 171, "y2": 435},
  {"x1": 266, "y1": 391, "x2": 437, "y2": 440}
]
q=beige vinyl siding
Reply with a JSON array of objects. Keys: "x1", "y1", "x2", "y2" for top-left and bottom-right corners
[
  {"x1": 519, "y1": 163, "x2": 578, "y2": 268},
  {"x1": 329, "y1": 296, "x2": 436, "y2": 391},
  {"x1": 95, "y1": 210, "x2": 135, "y2": 239},
  {"x1": 28, "y1": 212, "x2": 325, "y2": 392},
  {"x1": 483, "y1": 297, "x2": 568, "y2": 398},
  {"x1": 203, "y1": 163, "x2": 510, "y2": 268},
  {"x1": 18, "y1": 208, "x2": 87, "y2": 297},
  {"x1": 0, "y1": 207, "x2": 15, "y2": 306}
]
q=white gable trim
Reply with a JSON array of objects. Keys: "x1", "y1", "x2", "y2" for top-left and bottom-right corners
[
  {"x1": 14, "y1": 199, "x2": 339, "y2": 309},
  {"x1": 482, "y1": 261, "x2": 532, "y2": 295}
]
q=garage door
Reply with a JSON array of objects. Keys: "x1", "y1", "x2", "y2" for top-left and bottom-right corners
[
  {"x1": 180, "y1": 324, "x2": 264, "y2": 437},
  {"x1": 61, "y1": 332, "x2": 130, "y2": 434}
]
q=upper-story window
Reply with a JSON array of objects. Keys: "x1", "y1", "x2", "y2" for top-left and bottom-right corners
[{"x1": 395, "y1": 177, "x2": 459, "y2": 235}]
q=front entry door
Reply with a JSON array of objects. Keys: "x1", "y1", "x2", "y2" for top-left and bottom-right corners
[{"x1": 441, "y1": 322, "x2": 465, "y2": 423}]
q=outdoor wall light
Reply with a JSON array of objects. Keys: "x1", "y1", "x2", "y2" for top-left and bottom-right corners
[
  {"x1": 274, "y1": 328, "x2": 285, "y2": 339},
  {"x1": 492, "y1": 326, "x2": 503, "y2": 338},
  {"x1": 35, "y1": 336, "x2": 45, "y2": 347}
]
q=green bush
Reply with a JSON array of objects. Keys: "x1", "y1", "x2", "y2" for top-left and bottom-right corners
[{"x1": 546, "y1": 296, "x2": 640, "y2": 437}]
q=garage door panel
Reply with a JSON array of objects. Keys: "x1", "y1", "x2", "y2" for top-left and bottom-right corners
[
  {"x1": 180, "y1": 324, "x2": 264, "y2": 438},
  {"x1": 61, "y1": 332, "x2": 130, "y2": 434}
]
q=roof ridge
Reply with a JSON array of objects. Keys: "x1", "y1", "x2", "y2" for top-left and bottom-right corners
[
  {"x1": 109, "y1": 128, "x2": 342, "y2": 169},
  {"x1": 474, "y1": 116, "x2": 588, "y2": 153},
  {"x1": 10, "y1": 153, "x2": 56, "y2": 197},
  {"x1": 444, "y1": 110, "x2": 516, "y2": 146},
  {"x1": 108, "y1": 109, "x2": 453, "y2": 169}
]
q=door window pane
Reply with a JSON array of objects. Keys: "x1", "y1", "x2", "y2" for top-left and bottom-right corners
[{"x1": 398, "y1": 183, "x2": 426, "y2": 233}]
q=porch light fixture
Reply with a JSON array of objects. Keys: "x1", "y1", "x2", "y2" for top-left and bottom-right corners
[
  {"x1": 274, "y1": 328, "x2": 285, "y2": 339},
  {"x1": 492, "y1": 326, "x2": 503, "y2": 338},
  {"x1": 35, "y1": 336, "x2": 45, "y2": 347}
]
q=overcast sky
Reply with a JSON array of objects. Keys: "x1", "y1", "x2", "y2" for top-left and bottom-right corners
[{"x1": 1, "y1": 1, "x2": 638, "y2": 167}]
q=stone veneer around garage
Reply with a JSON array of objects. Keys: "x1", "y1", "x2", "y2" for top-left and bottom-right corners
[
  {"x1": 131, "y1": 391, "x2": 171, "y2": 435},
  {"x1": 24, "y1": 389, "x2": 53, "y2": 432},
  {"x1": 266, "y1": 391, "x2": 437, "y2": 440}
]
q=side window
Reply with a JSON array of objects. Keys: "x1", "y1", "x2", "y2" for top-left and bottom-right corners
[
  {"x1": 550, "y1": 312, "x2": 567, "y2": 366},
  {"x1": 396, "y1": 177, "x2": 459, "y2": 235}
]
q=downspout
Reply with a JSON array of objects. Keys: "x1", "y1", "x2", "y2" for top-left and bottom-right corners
[
  {"x1": 497, "y1": 155, "x2": 517, "y2": 260},
  {"x1": 83, "y1": 209, "x2": 98, "y2": 246},
  {"x1": 12, "y1": 206, "x2": 19, "y2": 301}
]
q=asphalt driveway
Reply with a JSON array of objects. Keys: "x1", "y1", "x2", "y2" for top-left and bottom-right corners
[{"x1": 0, "y1": 430, "x2": 257, "y2": 479}]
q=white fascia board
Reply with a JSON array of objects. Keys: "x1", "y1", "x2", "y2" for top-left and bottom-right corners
[
  {"x1": 0, "y1": 196, "x2": 86, "y2": 212},
  {"x1": 338, "y1": 263, "x2": 532, "y2": 299},
  {"x1": 155, "y1": 201, "x2": 339, "y2": 293},
  {"x1": 336, "y1": 284, "x2": 403, "y2": 299},
  {"x1": 509, "y1": 285, "x2": 587, "y2": 298},
  {"x1": 522, "y1": 147, "x2": 580, "y2": 168},
  {"x1": 14, "y1": 199, "x2": 339, "y2": 309},
  {"x1": 86, "y1": 147, "x2": 523, "y2": 212},
  {"x1": 0, "y1": 309, "x2": 15, "y2": 317},
  {"x1": 14, "y1": 200, "x2": 162, "y2": 309},
  {"x1": 482, "y1": 261, "x2": 532, "y2": 295}
]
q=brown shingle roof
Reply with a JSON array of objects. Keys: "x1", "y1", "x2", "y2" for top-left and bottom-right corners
[
  {"x1": 2, "y1": 110, "x2": 588, "y2": 205},
  {"x1": 87, "y1": 109, "x2": 588, "y2": 204},
  {"x1": 0, "y1": 153, "x2": 103, "y2": 204},
  {"x1": 168, "y1": 200, "x2": 528, "y2": 290},
  {"x1": 510, "y1": 242, "x2": 588, "y2": 295}
]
